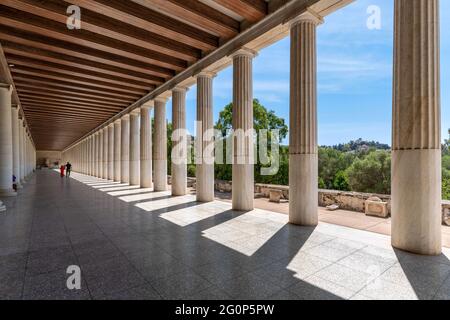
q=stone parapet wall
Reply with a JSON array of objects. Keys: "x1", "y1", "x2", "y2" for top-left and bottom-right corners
[{"x1": 195, "y1": 179, "x2": 450, "y2": 225}]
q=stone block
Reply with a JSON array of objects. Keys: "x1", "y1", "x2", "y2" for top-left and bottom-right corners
[
  {"x1": 269, "y1": 189, "x2": 283, "y2": 203},
  {"x1": 365, "y1": 197, "x2": 389, "y2": 218}
]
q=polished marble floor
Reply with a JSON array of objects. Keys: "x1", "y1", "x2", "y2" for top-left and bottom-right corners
[{"x1": 1, "y1": 169, "x2": 450, "y2": 300}]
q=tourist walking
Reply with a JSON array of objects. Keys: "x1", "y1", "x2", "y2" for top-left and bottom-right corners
[
  {"x1": 65, "y1": 162, "x2": 72, "y2": 177},
  {"x1": 60, "y1": 165, "x2": 65, "y2": 178}
]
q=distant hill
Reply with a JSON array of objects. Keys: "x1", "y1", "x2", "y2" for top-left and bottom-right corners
[{"x1": 327, "y1": 138, "x2": 391, "y2": 152}]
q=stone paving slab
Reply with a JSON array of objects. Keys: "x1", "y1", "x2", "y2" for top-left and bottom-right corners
[{"x1": 0, "y1": 170, "x2": 449, "y2": 300}]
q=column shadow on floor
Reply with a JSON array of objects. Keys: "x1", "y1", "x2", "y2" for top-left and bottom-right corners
[{"x1": 394, "y1": 249, "x2": 450, "y2": 300}]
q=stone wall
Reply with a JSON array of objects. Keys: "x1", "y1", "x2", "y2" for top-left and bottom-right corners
[{"x1": 196, "y1": 179, "x2": 450, "y2": 225}]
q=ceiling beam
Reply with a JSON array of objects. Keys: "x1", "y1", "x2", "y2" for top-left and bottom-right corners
[
  {"x1": 18, "y1": 95, "x2": 124, "y2": 111},
  {"x1": 0, "y1": 26, "x2": 176, "y2": 78},
  {"x1": 22, "y1": 103, "x2": 118, "y2": 117},
  {"x1": 0, "y1": 6, "x2": 188, "y2": 71},
  {"x1": 132, "y1": 0, "x2": 240, "y2": 38},
  {"x1": 6, "y1": 54, "x2": 162, "y2": 88},
  {"x1": 11, "y1": 74, "x2": 144, "y2": 99},
  {"x1": 213, "y1": 0, "x2": 268, "y2": 23},
  {"x1": 16, "y1": 89, "x2": 127, "y2": 107},
  {"x1": 3, "y1": 42, "x2": 167, "y2": 84},
  {"x1": 11, "y1": 66, "x2": 150, "y2": 94},
  {"x1": 66, "y1": 0, "x2": 219, "y2": 51},
  {"x1": 13, "y1": 82, "x2": 135, "y2": 104}
]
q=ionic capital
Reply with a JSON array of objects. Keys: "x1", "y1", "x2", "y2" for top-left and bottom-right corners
[
  {"x1": 229, "y1": 47, "x2": 258, "y2": 59},
  {"x1": 290, "y1": 9, "x2": 323, "y2": 27}
]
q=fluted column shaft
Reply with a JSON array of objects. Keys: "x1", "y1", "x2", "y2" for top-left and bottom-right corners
[
  {"x1": 18, "y1": 119, "x2": 24, "y2": 184},
  {"x1": 121, "y1": 115, "x2": 130, "y2": 183},
  {"x1": 114, "y1": 120, "x2": 121, "y2": 182},
  {"x1": 0, "y1": 84, "x2": 16, "y2": 197},
  {"x1": 289, "y1": 12, "x2": 321, "y2": 226},
  {"x1": 11, "y1": 106, "x2": 21, "y2": 188},
  {"x1": 83, "y1": 140, "x2": 86, "y2": 174},
  {"x1": 232, "y1": 49, "x2": 255, "y2": 211},
  {"x1": 90, "y1": 135, "x2": 94, "y2": 176},
  {"x1": 86, "y1": 138, "x2": 90, "y2": 175},
  {"x1": 94, "y1": 132, "x2": 100, "y2": 177},
  {"x1": 391, "y1": 0, "x2": 442, "y2": 255},
  {"x1": 140, "y1": 105, "x2": 153, "y2": 188},
  {"x1": 103, "y1": 127, "x2": 109, "y2": 179},
  {"x1": 154, "y1": 98, "x2": 168, "y2": 191},
  {"x1": 98, "y1": 130, "x2": 104, "y2": 179},
  {"x1": 196, "y1": 73, "x2": 215, "y2": 202},
  {"x1": 108, "y1": 124, "x2": 114, "y2": 180},
  {"x1": 171, "y1": 88, "x2": 187, "y2": 196},
  {"x1": 129, "y1": 110, "x2": 140, "y2": 186},
  {"x1": 21, "y1": 125, "x2": 27, "y2": 181}
]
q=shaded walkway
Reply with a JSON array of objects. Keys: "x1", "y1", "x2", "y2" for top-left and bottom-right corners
[{"x1": 1, "y1": 169, "x2": 450, "y2": 300}]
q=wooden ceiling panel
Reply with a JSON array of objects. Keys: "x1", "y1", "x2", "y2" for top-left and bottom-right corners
[{"x1": 0, "y1": 0, "x2": 270, "y2": 150}]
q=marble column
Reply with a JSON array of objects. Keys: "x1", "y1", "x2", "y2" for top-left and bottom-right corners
[
  {"x1": 121, "y1": 114, "x2": 130, "y2": 184},
  {"x1": 21, "y1": 124, "x2": 27, "y2": 182},
  {"x1": 0, "y1": 84, "x2": 16, "y2": 197},
  {"x1": 231, "y1": 49, "x2": 256, "y2": 211},
  {"x1": 90, "y1": 135, "x2": 95, "y2": 176},
  {"x1": 391, "y1": 0, "x2": 442, "y2": 255},
  {"x1": 88, "y1": 137, "x2": 91, "y2": 175},
  {"x1": 18, "y1": 118, "x2": 24, "y2": 185},
  {"x1": 196, "y1": 72, "x2": 215, "y2": 202},
  {"x1": 114, "y1": 120, "x2": 121, "y2": 182},
  {"x1": 108, "y1": 124, "x2": 114, "y2": 180},
  {"x1": 129, "y1": 110, "x2": 140, "y2": 186},
  {"x1": 140, "y1": 103, "x2": 153, "y2": 188},
  {"x1": 153, "y1": 97, "x2": 168, "y2": 191},
  {"x1": 171, "y1": 87, "x2": 188, "y2": 196},
  {"x1": 98, "y1": 129, "x2": 104, "y2": 179},
  {"x1": 11, "y1": 105, "x2": 21, "y2": 188},
  {"x1": 102, "y1": 127, "x2": 109, "y2": 180},
  {"x1": 86, "y1": 138, "x2": 90, "y2": 175},
  {"x1": 94, "y1": 132, "x2": 99, "y2": 177},
  {"x1": 289, "y1": 11, "x2": 322, "y2": 226},
  {"x1": 82, "y1": 140, "x2": 86, "y2": 174}
]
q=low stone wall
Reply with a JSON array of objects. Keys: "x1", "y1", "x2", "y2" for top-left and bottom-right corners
[
  {"x1": 318, "y1": 190, "x2": 391, "y2": 214},
  {"x1": 443, "y1": 201, "x2": 450, "y2": 226},
  {"x1": 203, "y1": 179, "x2": 450, "y2": 225}
]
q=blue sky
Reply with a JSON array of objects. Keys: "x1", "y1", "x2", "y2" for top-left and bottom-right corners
[{"x1": 167, "y1": 0, "x2": 449, "y2": 146}]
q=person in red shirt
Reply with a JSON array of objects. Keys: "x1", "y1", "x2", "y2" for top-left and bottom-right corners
[{"x1": 60, "y1": 165, "x2": 65, "y2": 178}]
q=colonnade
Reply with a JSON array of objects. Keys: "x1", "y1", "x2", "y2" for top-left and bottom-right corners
[
  {"x1": 0, "y1": 83, "x2": 36, "y2": 212},
  {"x1": 62, "y1": 1, "x2": 442, "y2": 255}
]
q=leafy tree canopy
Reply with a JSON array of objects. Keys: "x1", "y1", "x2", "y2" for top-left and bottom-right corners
[{"x1": 215, "y1": 99, "x2": 288, "y2": 142}]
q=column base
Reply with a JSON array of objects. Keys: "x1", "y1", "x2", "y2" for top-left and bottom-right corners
[
  {"x1": 196, "y1": 163, "x2": 214, "y2": 202},
  {"x1": 289, "y1": 153, "x2": 318, "y2": 226},
  {"x1": 0, "y1": 201, "x2": 6, "y2": 213},
  {"x1": 153, "y1": 159, "x2": 168, "y2": 192},
  {"x1": 391, "y1": 149, "x2": 442, "y2": 256},
  {"x1": 232, "y1": 163, "x2": 254, "y2": 211},
  {"x1": 171, "y1": 163, "x2": 187, "y2": 196},
  {"x1": 16, "y1": 183, "x2": 23, "y2": 189},
  {"x1": 141, "y1": 183, "x2": 153, "y2": 189}
]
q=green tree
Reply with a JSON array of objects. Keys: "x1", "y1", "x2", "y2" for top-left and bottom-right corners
[
  {"x1": 214, "y1": 99, "x2": 288, "y2": 182},
  {"x1": 318, "y1": 147, "x2": 355, "y2": 190},
  {"x1": 346, "y1": 150, "x2": 391, "y2": 194},
  {"x1": 443, "y1": 178, "x2": 450, "y2": 200},
  {"x1": 443, "y1": 129, "x2": 450, "y2": 156},
  {"x1": 333, "y1": 170, "x2": 350, "y2": 191}
]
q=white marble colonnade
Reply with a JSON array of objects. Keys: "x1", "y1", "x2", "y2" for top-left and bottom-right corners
[{"x1": 61, "y1": 2, "x2": 443, "y2": 256}]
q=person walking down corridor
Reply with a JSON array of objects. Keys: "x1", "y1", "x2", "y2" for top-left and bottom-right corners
[
  {"x1": 65, "y1": 162, "x2": 72, "y2": 177},
  {"x1": 60, "y1": 165, "x2": 65, "y2": 178}
]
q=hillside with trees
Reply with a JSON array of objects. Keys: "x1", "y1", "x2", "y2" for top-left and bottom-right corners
[{"x1": 165, "y1": 100, "x2": 450, "y2": 200}]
